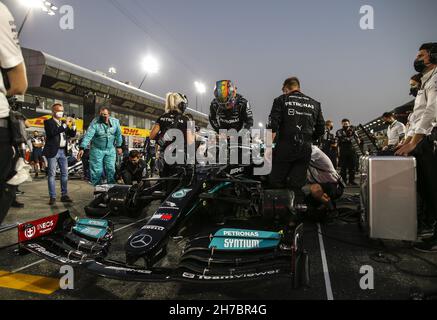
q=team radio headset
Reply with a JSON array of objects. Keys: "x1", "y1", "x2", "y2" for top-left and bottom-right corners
[
  {"x1": 420, "y1": 43, "x2": 437, "y2": 92},
  {"x1": 157, "y1": 93, "x2": 188, "y2": 149},
  {"x1": 417, "y1": 43, "x2": 437, "y2": 153}
]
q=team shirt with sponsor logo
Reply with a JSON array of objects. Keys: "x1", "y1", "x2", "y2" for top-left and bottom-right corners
[
  {"x1": 0, "y1": 3, "x2": 24, "y2": 118},
  {"x1": 156, "y1": 111, "x2": 189, "y2": 149}
]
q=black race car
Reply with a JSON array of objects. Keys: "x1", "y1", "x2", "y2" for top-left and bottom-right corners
[{"x1": 18, "y1": 158, "x2": 310, "y2": 288}]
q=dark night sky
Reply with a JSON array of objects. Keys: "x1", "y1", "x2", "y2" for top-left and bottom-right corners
[{"x1": 4, "y1": 0, "x2": 437, "y2": 129}]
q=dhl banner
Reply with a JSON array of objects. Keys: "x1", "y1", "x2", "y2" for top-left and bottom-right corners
[
  {"x1": 120, "y1": 127, "x2": 150, "y2": 138},
  {"x1": 27, "y1": 116, "x2": 150, "y2": 138},
  {"x1": 27, "y1": 115, "x2": 53, "y2": 128},
  {"x1": 27, "y1": 115, "x2": 85, "y2": 132}
]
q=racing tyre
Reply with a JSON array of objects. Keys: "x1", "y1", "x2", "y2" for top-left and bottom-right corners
[
  {"x1": 293, "y1": 250, "x2": 310, "y2": 289},
  {"x1": 84, "y1": 206, "x2": 111, "y2": 217},
  {"x1": 84, "y1": 194, "x2": 111, "y2": 217}
]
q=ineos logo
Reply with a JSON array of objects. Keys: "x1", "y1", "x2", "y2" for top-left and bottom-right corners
[{"x1": 129, "y1": 234, "x2": 153, "y2": 249}]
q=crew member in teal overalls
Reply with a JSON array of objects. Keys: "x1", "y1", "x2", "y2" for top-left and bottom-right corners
[{"x1": 78, "y1": 107, "x2": 123, "y2": 186}]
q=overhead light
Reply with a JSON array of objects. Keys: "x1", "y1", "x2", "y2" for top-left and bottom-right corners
[
  {"x1": 194, "y1": 81, "x2": 206, "y2": 94},
  {"x1": 142, "y1": 56, "x2": 159, "y2": 75},
  {"x1": 20, "y1": 0, "x2": 58, "y2": 15},
  {"x1": 20, "y1": 0, "x2": 44, "y2": 8}
]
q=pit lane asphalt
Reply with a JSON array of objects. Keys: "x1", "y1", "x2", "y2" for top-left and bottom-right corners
[{"x1": 0, "y1": 178, "x2": 436, "y2": 300}]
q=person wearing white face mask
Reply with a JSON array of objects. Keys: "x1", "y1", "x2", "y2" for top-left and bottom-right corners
[{"x1": 43, "y1": 103, "x2": 77, "y2": 205}]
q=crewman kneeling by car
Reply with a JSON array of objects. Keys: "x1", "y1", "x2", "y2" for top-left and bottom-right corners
[
  {"x1": 117, "y1": 150, "x2": 147, "y2": 185},
  {"x1": 303, "y1": 146, "x2": 345, "y2": 222},
  {"x1": 267, "y1": 77, "x2": 325, "y2": 205}
]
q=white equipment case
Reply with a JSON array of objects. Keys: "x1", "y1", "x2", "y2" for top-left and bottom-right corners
[{"x1": 360, "y1": 156, "x2": 417, "y2": 241}]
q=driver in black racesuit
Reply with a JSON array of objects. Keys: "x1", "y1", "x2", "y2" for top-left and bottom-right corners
[
  {"x1": 149, "y1": 92, "x2": 194, "y2": 177},
  {"x1": 209, "y1": 80, "x2": 254, "y2": 167},
  {"x1": 209, "y1": 80, "x2": 254, "y2": 133}
]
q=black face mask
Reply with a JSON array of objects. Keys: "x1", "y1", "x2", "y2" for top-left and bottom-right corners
[
  {"x1": 343, "y1": 126, "x2": 349, "y2": 131},
  {"x1": 414, "y1": 59, "x2": 427, "y2": 73},
  {"x1": 410, "y1": 87, "x2": 419, "y2": 97},
  {"x1": 100, "y1": 115, "x2": 107, "y2": 123}
]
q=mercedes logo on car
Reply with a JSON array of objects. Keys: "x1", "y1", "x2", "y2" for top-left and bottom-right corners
[{"x1": 129, "y1": 234, "x2": 153, "y2": 249}]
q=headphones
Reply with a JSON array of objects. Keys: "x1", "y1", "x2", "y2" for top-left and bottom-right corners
[
  {"x1": 430, "y1": 43, "x2": 437, "y2": 64},
  {"x1": 177, "y1": 93, "x2": 188, "y2": 113}
]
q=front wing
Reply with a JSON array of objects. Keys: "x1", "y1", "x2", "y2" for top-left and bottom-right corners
[{"x1": 18, "y1": 211, "x2": 300, "y2": 284}]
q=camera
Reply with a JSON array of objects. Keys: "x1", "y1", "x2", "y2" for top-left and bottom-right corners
[
  {"x1": 7, "y1": 96, "x2": 20, "y2": 112},
  {"x1": 345, "y1": 127, "x2": 354, "y2": 137}
]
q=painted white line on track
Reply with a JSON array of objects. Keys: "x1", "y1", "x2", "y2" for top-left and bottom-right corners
[
  {"x1": 12, "y1": 259, "x2": 45, "y2": 274},
  {"x1": 11, "y1": 217, "x2": 150, "y2": 274},
  {"x1": 114, "y1": 217, "x2": 149, "y2": 232},
  {"x1": 317, "y1": 223, "x2": 334, "y2": 301}
]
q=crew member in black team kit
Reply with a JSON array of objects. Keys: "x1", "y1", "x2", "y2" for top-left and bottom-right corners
[
  {"x1": 268, "y1": 77, "x2": 325, "y2": 205},
  {"x1": 336, "y1": 119, "x2": 360, "y2": 186},
  {"x1": 149, "y1": 92, "x2": 194, "y2": 178}
]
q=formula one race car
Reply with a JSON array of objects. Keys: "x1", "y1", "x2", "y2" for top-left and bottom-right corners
[{"x1": 17, "y1": 161, "x2": 310, "y2": 288}]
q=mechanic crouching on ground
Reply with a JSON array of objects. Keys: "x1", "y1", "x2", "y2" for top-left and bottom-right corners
[
  {"x1": 303, "y1": 145, "x2": 345, "y2": 222},
  {"x1": 149, "y1": 92, "x2": 194, "y2": 178},
  {"x1": 43, "y1": 104, "x2": 77, "y2": 206},
  {"x1": 397, "y1": 43, "x2": 437, "y2": 252},
  {"x1": 78, "y1": 106, "x2": 123, "y2": 186},
  {"x1": 0, "y1": 2, "x2": 28, "y2": 225},
  {"x1": 117, "y1": 150, "x2": 146, "y2": 185},
  {"x1": 267, "y1": 77, "x2": 325, "y2": 205}
]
